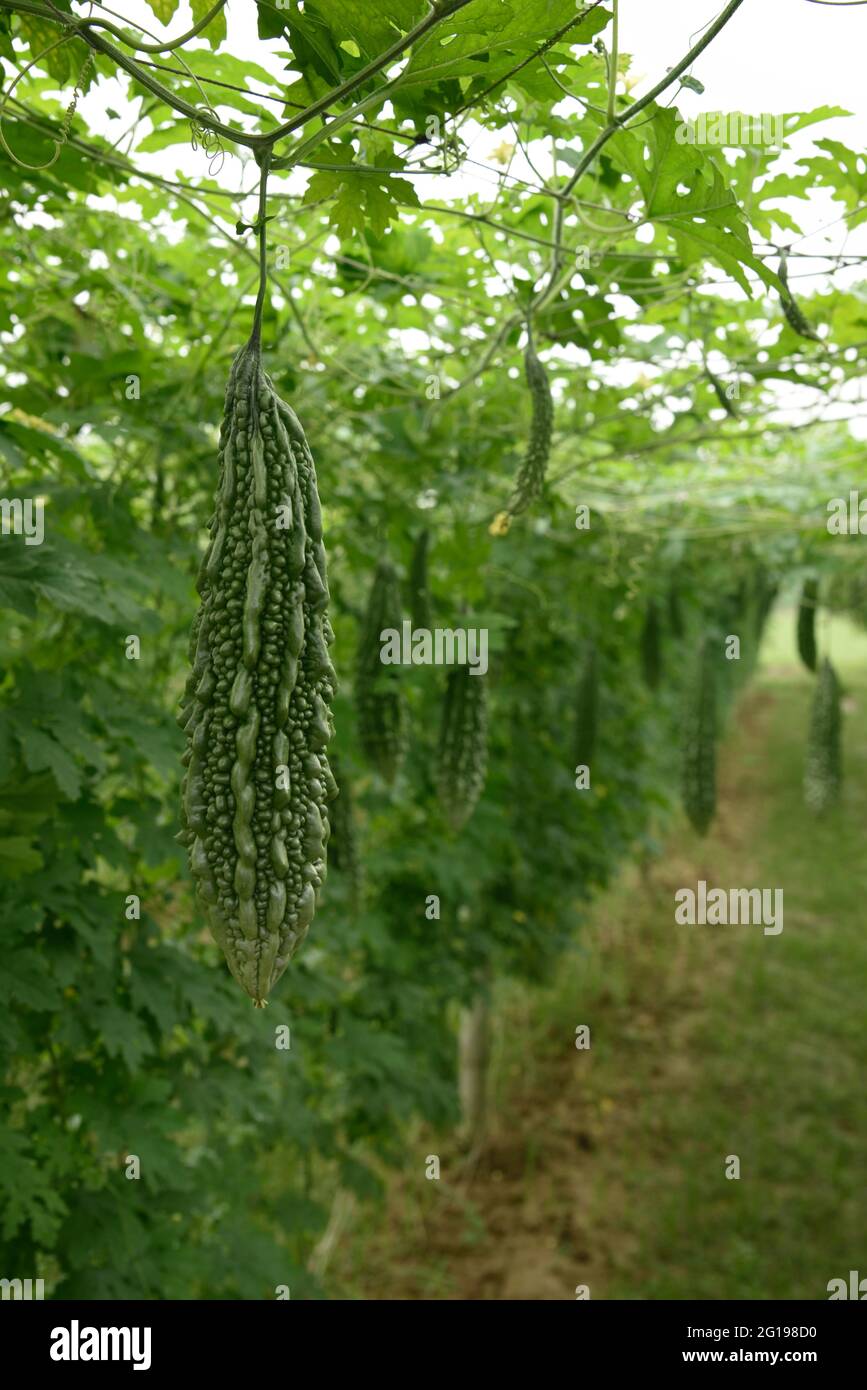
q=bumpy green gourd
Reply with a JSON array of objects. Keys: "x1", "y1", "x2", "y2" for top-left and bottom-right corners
[
  {"x1": 436, "y1": 663, "x2": 488, "y2": 831},
  {"x1": 706, "y1": 365, "x2": 739, "y2": 419},
  {"x1": 508, "y1": 336, "x2": 553, "y2": 517},
  {"x1": 797, "y1": 577, "x2": 818, "y2": 673},
  {"x1": 178, "y1": 340, "x2": 336, "y2": 1006},
  {"x1": 779, "y1": 251, "x2": 820, "y2": 342},
  {"x1": 682, "y1": 638, "x2": 717, "y2": 836},
  {"x1": 574, "y1": 641, "x2": 598, "y2": 770},
  {"x1": 356, "y1": 558, "x2": 407, "y2": 782},
  {"x1": 325, "y1": 753, "x2": 362, "y2": 913},
  {"x1": 754, "y1": 570, "x2": 778, "y2": 641},
  {"x1": 640, "y1": 599, "x2": 662, "y2": 691},
  {"x1": 408, "y1": 528, "x2": 432, "y2": 632},
  {"x1": 804, "y1": 658, "x2": 841, "y2": 813}
]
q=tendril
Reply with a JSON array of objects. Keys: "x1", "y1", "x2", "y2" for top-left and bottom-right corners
[
  {"x1": 189, "y1": 107, "x2": 226, "y2": 176},
  {"x1": 0, "y1": 37, "x2": 91, "y2": 172}
]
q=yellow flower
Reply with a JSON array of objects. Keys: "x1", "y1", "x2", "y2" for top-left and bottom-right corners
[{"x1": 490, "y1": 141, "x2": 515, "y2": 166}]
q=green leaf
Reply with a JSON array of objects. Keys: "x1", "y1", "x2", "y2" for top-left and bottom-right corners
[
  {"x1": 0, "y1": 1128, "x2": 68, "y2": 1242},
  {"x1": 311, "y1": 0, "x2": 425, "y2": 59},
  {"x1": 19, "y1": 14, "x2": 71, "y2": 84},
  {"x1": 191, "y1": 0, "x2": 227, "y2": 49},
  {"x1": 303, "y1": 166, "x2": 419, "y2": 240},
  {"x1": 19, "y1": 728, "x2": 82, "y2": 799},
  {"x1": 0, "y1": 836, "x2": 43, "y2": 876},
  {"x1": 146, "y1": 0, "x2": 181, "y2": 25}
]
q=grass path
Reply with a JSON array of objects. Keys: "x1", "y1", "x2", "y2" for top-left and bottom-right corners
[{"x1": 334, "y1": 613, "x2": 867, "y2": 1300}]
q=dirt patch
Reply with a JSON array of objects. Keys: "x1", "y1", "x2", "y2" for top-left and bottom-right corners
[{"x1": 333, "y1": 686, "x2": 779, "y2": 1300}]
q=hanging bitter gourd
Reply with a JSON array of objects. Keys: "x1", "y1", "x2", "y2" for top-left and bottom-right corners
[
  {"x1": 804, "y1": 658, "x2": 841, "y2": 813},
  {"x1": 408, "y1": 528, "x2": 432, "y2": 632},
  {"x1": 178, "y1": 339, "x2": 336, "y2": 1006},
  {"x1": 325, "y1": 752, "x2": 363, "y2": 913},
  {"x1": 436, "y1": 662, "x2": 488, "y2": 831},
  {"x1": 506, "y1": 333, "x2": 553, "y2": 518},
  {"x1": 682, "y1": 638, "x2": 717, "y2": 836},
  {"x1": 356, "y1": 558, "x2": 407, "y2": 782},
  {"x1": 640, "y1": 599, "x2": 662, "y2": 691},
  {"x1": 574, "y1": 641, "x2": 598, "y2": 769},
  {"x1": 754, "y1": 569, "x2": 778, "y2": 642},
  {"x1": 668, "y1": 584, "x2": 685, "y2": 640},
  {"x1": 797, "y1": 577, "x2": 818, "y2": 673},
  {"x1": 778, "y1": 249, "x2": 820, "y2": 342}
]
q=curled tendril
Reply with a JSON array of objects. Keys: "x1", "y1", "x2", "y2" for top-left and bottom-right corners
[
  {"x1": 189, "y1": 108, "x2": 226, "y2": 177},
  {"x1": 0, "y1": 36, "x2": 93, "y2": 171}
]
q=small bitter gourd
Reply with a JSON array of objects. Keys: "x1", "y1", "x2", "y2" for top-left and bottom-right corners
[
  {"x1": 640, "y1": 599, "x2": 662, "y2": 691},
  {"x1": 356, "y1": 558, "x2": 407, "y2": 783},
  {"x1": 797, "y1": 577, "x2": 818, "y2": 673},
  {"x1": 778, "y1": 250, "x2": 820, "y2": 342},
  {"x1": 436, "y1": 662, "x2": 488, "y2": 831},
  {"x1": 682, "y1": 638, "x2": 717, "y2": 836},
  {"x1": 325, "y1": 752, "x2": 363, "y2": 913},
  {"x1": 507, "y1": 334, "x2": 553, "y2": 517},
  {"x1": 178, "y1": 339, "x2": 336, "y2": 1006},
  {"x1": 408, "y1": 528, "x2": 432, "y2": 632},
  {"x1": 574, "y1": 641, "x2": 598, "y2": 769},
  {"x1": 706, "y1": 365, "x2": 739, "y2": 419},
  {"x1": 804, "y1": 658, "x2": 841, "y2": 813}
]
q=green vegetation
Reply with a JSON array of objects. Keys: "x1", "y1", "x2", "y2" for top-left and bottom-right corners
[
  {"x1": 0, "y1": 0, "x2": 864, "y2": 1300},
  {"x1": 335, "y1": 612, "x2": 867, "y2": 1300}
]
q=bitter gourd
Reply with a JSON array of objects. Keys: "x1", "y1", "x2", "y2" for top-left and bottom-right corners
[
  {"x1": 706, "y1": 365, "x2": 738, "y2": 419},
  {"x1": 408, "y1": 528, "x2": 432, "y2": 632},
  {"x1": 804, "y1": 657, "x2": 841, "y2": 813},
  {"x1": 325, "y1": 752, "x2": 362, "y2": 913},
  {"x1": 356, "y1": 558, "x2": 407, "y2": 782},
  {"x1": 574, "y1": 641, "x2": 598, "y2": 769},
  {"x1": 178, "y1": 339, "x2": 336, "y2": 1006},
  {"x1": 682, "y1": 638, "x2": 717, "y2": 836},
  {"x1": 797, "y1": 577, "x2": 818, "y2": 673},
  {"x1": 507, "y1": 335, "x2": 553, "y2": 517},
  {"x1": 778, "y1": 250, "x2": 820, "y2": 342},
  {"x1": 640, "y1": 599, "x2": 662, "y2": 691},
  {"x1": 436, "y1": 662, "x2": 488, "y2": 831}
]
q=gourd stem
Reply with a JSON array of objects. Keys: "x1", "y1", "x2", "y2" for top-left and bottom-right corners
[{"x1": 249, "y1": 149, "x2": 272, "y2": 354}]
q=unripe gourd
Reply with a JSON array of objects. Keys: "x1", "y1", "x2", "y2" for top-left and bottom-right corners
[
  {"x1": 682, "y1": 638, "x2": 717, "y2": 836},
  {"x1": 356, "y1": 559, "x2": 407, "y2": 782},
  {"x1": 436, "y1": 662, "x2": 488, "y2": 831},
  {"x1": 574, "y1": 641, "x2": 598, "y2": 770},
  {"x1": 325, "y1": 752, "x2": 363, "y2": 913},
  {"x1": 797, "y1": 577, "x2": 818, "y2": 673},
  {"x1": 178, "y1": 340, "x2": 336, "y2": 1006},
  {"x1": 804, "y1": 658, "x2": 841, "y2": 813},
  {"x1": 408, "y1": 528, "x2": 432, "y2": 632},
  {"x1": 508, "y1": 336, "x2": 553, "y2": 517}
]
